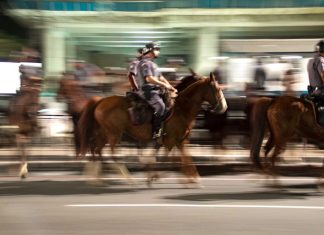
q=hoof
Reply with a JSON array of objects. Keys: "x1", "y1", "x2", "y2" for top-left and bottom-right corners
[
  {"x1": 179, "y1": 176, "x2": 202, "y2": 188},
  {"x1": 19, "y1": 163, "x2": 28, "y2": 179},
  {"x1": 146, "y1": 173, "x2": 160, "y2": 187}
]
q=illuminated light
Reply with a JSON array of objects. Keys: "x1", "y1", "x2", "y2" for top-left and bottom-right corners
[
  {"x1": 0, "y1": 62, "x2": 41, "y2": 94},
  {"x1": 280, "y1": 56, "x2": 303, "y2": 60},
  {"x1": 208, "y1": 56, "x2": 229, "y2": 60},
  {"x1": 49, "y1": 121, "x2": 68, "y2": 137}
]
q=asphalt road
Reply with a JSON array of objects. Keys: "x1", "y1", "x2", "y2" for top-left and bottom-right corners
[{"x1": 1, "y1": 172, "x2": 324, "y2": 235}]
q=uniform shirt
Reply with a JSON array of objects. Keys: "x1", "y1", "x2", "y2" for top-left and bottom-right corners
[
  {"x1": 74, "y1": 67, "x2": 87, "y2": 81},
  {"x1": 135, "y1": 57, "x2": 161, "y2": 90},
  {"x1": 308, "y1": 54, "x2": 324, "y2": 87},
  {"x1": 19, "y1": 65, "x2": 43, "y2": 78},
  {"x1": 128, "y1": 58, "x2": 140, "y2": 76}
]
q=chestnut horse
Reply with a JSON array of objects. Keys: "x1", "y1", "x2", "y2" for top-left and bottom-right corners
[
  {"x1": 57, "y1": 77, "x2": 90, "y2": 156},
  {"x1": 78, "y1": 73, "x2": 227, "y2": 185},
  {"x1": 250, "y1": 95, "x2": 324, "y2": 180}
]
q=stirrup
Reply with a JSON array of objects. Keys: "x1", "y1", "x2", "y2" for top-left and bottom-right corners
[{"x1": 152, "y1": 128, "x2": 162, "y2": 139}]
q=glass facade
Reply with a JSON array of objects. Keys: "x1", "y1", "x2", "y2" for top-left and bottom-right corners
[{"x1": 9, "y1": 0, "x2": 324, "y2": 12}]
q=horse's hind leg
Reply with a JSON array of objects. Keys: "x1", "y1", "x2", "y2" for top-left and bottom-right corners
[
  {"x1": 264, "y1": 135, "x2": 274, "y2": 167},
  {"x1": 316, "y1": 159, "x2": 324, "y2": 190},
  {"x1": 263, "y1": 143, "x2": 285, "y2": 187},
  {"x1": 84, "y1": 155, "x2": 103, "y2": 186},
  {"x1": 108, "y1": 137, "x2": 135, "y2": 185}
]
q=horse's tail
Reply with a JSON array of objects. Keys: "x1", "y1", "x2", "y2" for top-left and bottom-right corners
[
  {"x1": 78, "y1": 97, "x2": 100, "y2": 157},
  {"x1": 250, "y1": 97, "x2": 273, "y2": 169}
]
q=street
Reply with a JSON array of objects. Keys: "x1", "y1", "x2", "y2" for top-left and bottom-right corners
[{"x1": 1, "y1": 172, "x2": 324, "y2": 235}]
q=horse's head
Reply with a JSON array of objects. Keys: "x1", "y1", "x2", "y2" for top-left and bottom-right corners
[{"x1": 203, "y1": 72, "x2": 228, "y2": 114}]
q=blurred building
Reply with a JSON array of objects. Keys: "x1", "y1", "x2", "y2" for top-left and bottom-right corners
[{"x1": 2, "y1": 0, "x2": 324, "y2": 88}]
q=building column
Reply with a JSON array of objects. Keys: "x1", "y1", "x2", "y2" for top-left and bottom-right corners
[
  {"x1": 194, "y1": 28, "x2": 220, "y2": 74},
  {"x1": 42, "y1": 28, "x2": 66, "y2": 78}
]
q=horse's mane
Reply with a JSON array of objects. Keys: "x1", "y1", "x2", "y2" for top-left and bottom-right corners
[
  {"x1": 175, "y1": 74, "x2": 201, "y2": 93},
  {"x1": 176, "y1": 76, "x2": 207, "y2": 102}
]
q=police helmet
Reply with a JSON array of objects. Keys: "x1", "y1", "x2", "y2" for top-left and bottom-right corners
[
  {"x1": 315, "y1": 40, "x2": 324, "y2": 53},
  {"x1": 143, "y1": 41, "x2": 161, "y2": 54}
]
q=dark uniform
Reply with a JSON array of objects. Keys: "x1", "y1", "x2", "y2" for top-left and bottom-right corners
[
  {"x1": 135, "y1": 57, "x2": 165, "y2": 117},
  {"x1": 128, "y1": 58, "x2": 140, "y2": 91},
  {"x1": 308, "y1": 55, "x2": 324, "y2": 94},
  {"x1": 127, "y1": 48, "x2": 143, "y2": 91}
]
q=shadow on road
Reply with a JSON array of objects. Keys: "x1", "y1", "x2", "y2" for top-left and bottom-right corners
[
  {"x1": 0, "y1": 180, "x2": 139, "y2": 196},
  {"x1": 164, "y1": 188, "x2": 323, "y2": 202}
]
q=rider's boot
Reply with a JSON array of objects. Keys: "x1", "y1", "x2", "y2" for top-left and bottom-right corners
[{"x1": 152, "y1": 113, "x2": 163, "y2": 140}]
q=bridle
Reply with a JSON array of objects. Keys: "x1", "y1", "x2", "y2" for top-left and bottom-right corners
[{"x1": 208, "y1": 80, "x2": 225, "y2": 112}]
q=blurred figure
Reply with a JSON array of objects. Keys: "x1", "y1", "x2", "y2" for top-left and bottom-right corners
[
  {"x1": 307, "y1": 39, "x2": 324, "y2": 96},
  {"x1": 212, "y1": 59, "x2": 228, "y2": 89},
  {"x1": 135, "y1": 41, "x2": 177, "y2": 139},
  {"x1": 253, "y1": 59, "x2": 266, "y2": 90},
  {"x1": 71, "y1": 60, "x2": 105, "y2": 96},
  {"x1": 10, "y1": 47, "x2": 41, "y2": 63},
  {"x1": 72, "y1": 60, "x2": 87, "y2": 82},
  {"x1": 8, "y1": 63, "x2": 43, "y2": 178},
  {"x1": 282, "y1": 68, "x2": 297, "y2": 96},
  {"x1": 213, "y1": 60, "x2": 227, "y2": 85},
  {"x1": 127, "y1": 48, "x2": 143, "y2": 91}
]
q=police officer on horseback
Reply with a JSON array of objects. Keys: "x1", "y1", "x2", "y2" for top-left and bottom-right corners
[
  {"x1": 307, "y1": 39, "x2": 324, "y2": 97},
  {"x1": 127, "y1": 48, "x2": 143, "y2": 91},
  {"x1": 135, "y1": 41, "x2": 177, "y2": 139}
]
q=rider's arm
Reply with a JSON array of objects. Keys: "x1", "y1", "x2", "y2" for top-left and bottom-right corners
[
  {"x1": 320, "y1": 57, "x2": 324, "y2": 82},
  {"x1": 159, "y1": 75, "x2": 172, "y2": 86},
  {"x1": 146, "y1": 75, "x2": 170, "y2": 88},
  {"x1": 128, "y1": 72, "x2": 139, "y2": 91}
]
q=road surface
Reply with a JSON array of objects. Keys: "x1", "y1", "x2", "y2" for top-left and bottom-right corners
[{"x1": 1, "y1": 172, "x2": 324, "y2": 235}]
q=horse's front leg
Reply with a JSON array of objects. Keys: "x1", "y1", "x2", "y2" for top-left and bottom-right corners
[
  {"x1": 144, "y1": 146, "x2": 162, "y2": 187},
  {"x1": 16, "y1": 134, "x2": 28, "y2": 179},
  {"x1": 177, "y1": 141, "x2": 200, "y2": 185}
]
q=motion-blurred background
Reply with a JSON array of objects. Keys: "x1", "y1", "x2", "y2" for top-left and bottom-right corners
[{"x1": 0, "y1": 0, "x2": 323, "y2": 149}]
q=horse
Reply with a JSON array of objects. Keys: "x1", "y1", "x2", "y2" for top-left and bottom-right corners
[
  {"x1": 250, "y1": 95, "x2": 324, "y2": 183},
  {"x1": 56, "y1": 75, "x2": 94, "y2": 156},
  {"x1": 56, "y1": 75, "x2": 133, "y2": 183},
  {"x1": 78, "y1": 72, "x2": 227, "y2": 185},
  {"x1": 7, "y1": 75, "x2": 42, "y2": 178}
]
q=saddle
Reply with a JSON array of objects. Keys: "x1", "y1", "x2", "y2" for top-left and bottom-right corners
[
  {"x1": 126, "y1": 92, "x2": 153, "y2": 125},
  {"x1": 301, "y1": 93, "x2": 324, "y2": 125},
  {"x1": 126, "y1": 90, "x2": 175, "y2": 126}
]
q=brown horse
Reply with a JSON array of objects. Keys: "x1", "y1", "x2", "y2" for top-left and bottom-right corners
[
  {"x1": 78, "y1": 72, "x2": 227, "y2": 185},
  {"x1": 8, "y1": 76, "x2": 42, "y2": 178},
  {"x1": 250, "y1": 95, "x2": 324, "y2": 176},
  {"x1": 56, "y1": 76, "x2": 95, "y2": 156}
]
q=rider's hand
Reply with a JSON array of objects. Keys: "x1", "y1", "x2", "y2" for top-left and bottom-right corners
[{"x1": 165, "y1": 84, "x2": 177, "y2": 93}]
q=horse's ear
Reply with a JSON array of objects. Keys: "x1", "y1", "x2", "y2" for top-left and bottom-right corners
[
  {"x1": 210, "y1": 72, "x2": 216, "y2": 82},
  {"x1": 189, "y1": 68, "x2": 197, "y2": 76}
]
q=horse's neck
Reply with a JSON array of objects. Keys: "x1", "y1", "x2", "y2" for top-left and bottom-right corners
[
  {"x1": 175, "y1": 81, "x2": 205, "y2": 122},
  {"x1": 65, "y1": 88, "x2": 89, "y2": 113},
  {"x1": 68, "y1": 97, "x2": 88, "y2": 114}
]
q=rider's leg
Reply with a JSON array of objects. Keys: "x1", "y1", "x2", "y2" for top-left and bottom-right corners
[{"x1": 149, "y1": 94, "x2": 165, "y2": 139}]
